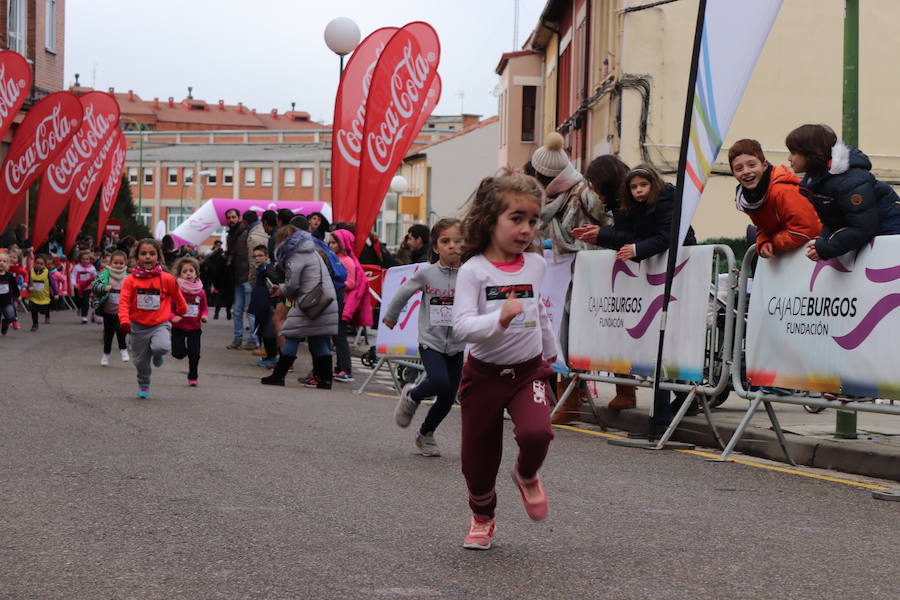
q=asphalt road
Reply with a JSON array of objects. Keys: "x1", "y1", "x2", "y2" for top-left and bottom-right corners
[{"x1": 1, "y1": 317, "x2": 898, "y2": 600}]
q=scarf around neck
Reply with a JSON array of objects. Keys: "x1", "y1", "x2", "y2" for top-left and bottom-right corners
[
  {"x1": 108, "y1": 266, "x2": 127, "y2": 283},
  {"x1": 736, "y1": 164, "x2": 772, "y2": 212},
  {"x1": 133, "y1": 265, "x2": 162, "y2": 279},
  {"x1": 177, "y1": 278, "x2": 203, "y2": 295}
]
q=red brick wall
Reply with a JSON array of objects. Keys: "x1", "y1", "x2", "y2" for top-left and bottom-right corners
[{"x1": 32, "y1": 0, "x2": 65, "y2": 92}]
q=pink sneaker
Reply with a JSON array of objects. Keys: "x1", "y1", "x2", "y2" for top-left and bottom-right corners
[
  {"x1": 511, "y1": 467, "x2": 549, "y2": 521},
  {"x1": 188, "y1": 379, "x2": 198, "y2": 387},
  {"x1": 463, "y1": 515, "x2": 495, "y2": 550}
]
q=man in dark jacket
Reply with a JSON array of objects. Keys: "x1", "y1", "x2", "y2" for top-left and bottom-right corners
[
  {"x1": 405, "y1": 224, "x2": 430, "y2": 263},
  {"x1": 225, "y1": 209, "x2": 250, "y2": 348}
]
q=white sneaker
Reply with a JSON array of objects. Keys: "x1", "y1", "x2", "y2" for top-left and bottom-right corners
[
  {"x1": 120, "y1": 349, "x2": 130, "y2": 362},
  {"x1": 81, "y1": 317, "x2": 88, "y2": 324},
  {"x1": 415, "y1": 431, "x2": 441, "y2": 457},
  {"x1": 394, "y1": 383, "x2": 418, "y2": 428},
  {"x1": 100, "y1": 353, "x2": 110, "y2": 366}
]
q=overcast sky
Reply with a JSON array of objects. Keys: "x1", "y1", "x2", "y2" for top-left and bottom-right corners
[{"x1": 65, "y1": 0, "x2": 547, "y2": 124}]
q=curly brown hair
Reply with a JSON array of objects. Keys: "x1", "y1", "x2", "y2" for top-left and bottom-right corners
[
  {"x1": 171, "y1": 256, "x2": 200, "y2": 280},
  {"x1": 460, "y1": 170, "x2": 544, "y2": 262}
]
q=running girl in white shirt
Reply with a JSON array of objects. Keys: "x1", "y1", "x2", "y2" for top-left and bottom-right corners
[{"x1": 452, "y1": 172, "x2": 559, "y2": 550}]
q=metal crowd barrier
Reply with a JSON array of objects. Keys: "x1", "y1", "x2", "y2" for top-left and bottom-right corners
[
  {"x1": 714, "y1": 246, "x2": 900, "y2": 465},
  {"x1": 551, "y1": 244, "x2": 738, "y2": 448}
]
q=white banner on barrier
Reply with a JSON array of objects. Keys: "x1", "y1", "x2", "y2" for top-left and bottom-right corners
[
  {"x1": 567, "y1": 247, "x2": 714, "y2": 381},
  {"x1": 541, "y1": 250, "x2": 574, "y2": 342},
  {"x1": 375, "y1": 263, "x2": 423, "y2": 359},
  {"x1": 746, "y1": 237, "x2": 900, "y2": 399},
  {"x1": 375, "y1": 252, "x2": 573, "y2": 360}
]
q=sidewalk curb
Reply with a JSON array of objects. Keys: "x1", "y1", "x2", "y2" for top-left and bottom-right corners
[{"x1": 572, "y1": 404, "x2": 900, "y2": 483}]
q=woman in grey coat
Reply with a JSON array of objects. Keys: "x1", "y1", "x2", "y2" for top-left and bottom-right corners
[{"x1": 261, "y1": 226, "x2": 339, "y2": 388}]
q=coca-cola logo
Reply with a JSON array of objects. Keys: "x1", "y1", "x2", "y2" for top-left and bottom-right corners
[
  {"x1": 3, "y1": 103, "x2": 76, "y2": 194},
  {"x1": 74, "y1": 130, "x2": 116, "y2": 203},
  {"x1": 100, "y1": 144, "x2": 125, "y2": 212},
  {"x1": 0, "y1": 64, "x2": 24, "y2": 121},
  {"x1": 46, "y1": 106, "x2": 115, "y2": 195},
  {"x1": 335, "y1": 43, "x2": 387, "y2": 169},
  {"x1": 364, "y1": 41, "x2": 433, "y2": 173}
]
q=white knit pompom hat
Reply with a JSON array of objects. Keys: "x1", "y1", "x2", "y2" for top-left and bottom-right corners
[{"x1": 531, "y1": 132, "x2": 570, "y2": 178}]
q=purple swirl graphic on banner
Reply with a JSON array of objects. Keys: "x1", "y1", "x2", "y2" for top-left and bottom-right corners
[
  {"x1": 646, "y1": 258, "x2": 689, "y2": 285},
  {"x1": 611, "y1": 260, "x2": 638, "y2": 292},
  {"x1": 809, "y1": 258, "x2": 851, "y2": 292},
  {"x1": 865, "y1": 265, "x2": 900, "y2": 283},
  {"x1": 626, "y1": 294, "x2": 677, "y2": 339},
  {"x1": 832, "y1": 293, "x2": 900, "y2": 350}
]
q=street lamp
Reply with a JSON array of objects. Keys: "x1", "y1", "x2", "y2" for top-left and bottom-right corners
[
  {"x1": 120, "y1": 116, "x2": 148, "y2": 218},
  {"x1": 324, "y1": 17, "x2": 360, "y2": 74},
  {"x1": 390, "y1": 175, "x2": 408, "y2": 246},
  {"x1": 179, "y1": 169, "x2": 215, "y2": 227}
]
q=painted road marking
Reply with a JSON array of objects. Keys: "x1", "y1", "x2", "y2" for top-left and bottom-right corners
[{"x1": 553, "y1": 424, "x2": 891, "y2": 492}]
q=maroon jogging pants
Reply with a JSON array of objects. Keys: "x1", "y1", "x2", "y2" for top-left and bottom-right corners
[{"x1": 459, "y1": 353, "x2": 555, "y2": 518}]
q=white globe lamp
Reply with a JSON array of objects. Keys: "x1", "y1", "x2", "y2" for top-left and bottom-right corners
[
  {"x1": 390, "y1": 175, "x2": 409, "y2": 194},
  {"x1": 325, "y1": 17, "x2": 361, "y2": 73}
]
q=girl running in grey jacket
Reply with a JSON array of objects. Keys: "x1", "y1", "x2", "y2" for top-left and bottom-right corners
[{"x1": 383, "y1": 219, "x2": 464, "y2": 457}]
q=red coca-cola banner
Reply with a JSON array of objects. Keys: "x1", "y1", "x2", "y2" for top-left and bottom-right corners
[
  {"x1": 65, "y1": 121, "x2": 119, "y2": 251},
  {"x1": 0, "y1": 51, "x2": 31, "y2": 142},
  {"x1": 331, "y1": 27, "x2": 399, "y2": 223},
  {"x1": 32, "y1": 91, "x2": 119, "y2": 250},
  {"x1": 96, "y1": 129, "x2": 127, "y2": 242},
  {"x1": 0, "y1": 91, "x2": 83, "y2": 233},
  {"x1": 354, "y1": 22, "x2": 441, "y2": 255}
]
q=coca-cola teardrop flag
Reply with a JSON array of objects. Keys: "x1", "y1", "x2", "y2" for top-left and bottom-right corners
[
  {"x1": 0, "y1": 50, "x2": 31, "y2": 142},
  {"x1": 32, "y1": 91, "x2": 119, "y2": 250},
  {"x1": 354, "y1": 22, "x2": 441, "y2": 255},
  {"x1": 0, "y1": 91, "x2": 83, "y2": 232},
  {"x1": 331, "y1": 26, "x2": 399, "y2": 223},
  {"x1": 96, "y1": 129, "x2": 127, "y2": 241},
  {"x1": 65, "y1": 117, "x2": 120, "y2": 251}
]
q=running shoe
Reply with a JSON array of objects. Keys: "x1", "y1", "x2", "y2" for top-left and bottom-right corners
[
  {"x1": 333, "y1": 371, "x2": 354, "y2": 383},
  {"x1": 188, "y1": 379, "x2": 198, "y2": 387},
  {"x1": 81, "y1": 317, "x2": 88, "y2": 324},
  {"x1": 257, "y1": 358, "x2": 278, "y2": 369},
  {"x1": 226, "y1": 339, "x2": 242, "y2": 349},
  {"x1": 11, "y1": 321, "x2": 19, "y2": 330},
  {"x1": 394, "y1": 383, "x2": 418, "y2": 428},
  {"x1": 240, "y1": 342, "x2": 257, "y2": 350},
  {"x1": 100, "y1": 353, "x2": 110, "y2": 366},
  {"x1": 463, "y1": 515, "x2": 495, "y2": 550},
  {"x1": 30, "y1": 326, "x2": 38, "y2": 332},
  {"x1": 299, "y1": 374, "x2": 319, "y2": 388},
  {"x1": 136, "y1": 385, "x2": 149, "y2": 399},
  {"x1": 415, "y1": 431, "x2": 440, "y2": 457},
  {"x1": 511, "y1": 466, "x2": 549, "y2": 521},
  {"x1": 152, "y1": 355, "x2": 164, "y2": 368},
  {"x1": 120, "y1": 349, "x2": 130, "y2": 362}
]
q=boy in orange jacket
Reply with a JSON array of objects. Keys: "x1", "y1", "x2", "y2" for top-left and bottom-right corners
[
  {"x1": 118, "y1": 239, "x2": 188, "y2": 399},
  {"x1": 729, "y1": 138, "x2": 822, "y2": 258}
]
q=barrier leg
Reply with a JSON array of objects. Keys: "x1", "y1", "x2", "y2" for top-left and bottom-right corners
[
  {"x1": 709, "y1": 392, "x2": 763, "y2": 462},
  {"x1": 550, "y1": 375, "x2": 579, "y2": 420},
  {"x1": 699, "y1": 392, "x2": 726, "y2": 450},
  {"x1": 653, "y1": 387, "x2": 697, "y2": 449},
  {"x1": 354, "y1": 356, "x2": 388, "y2": 395},
  {"x1": 763, "y1": 400, "x2": 797, "y2": 467},
  {"x1": 579, "y1": 378, "x2": 607, "y2": 431}
]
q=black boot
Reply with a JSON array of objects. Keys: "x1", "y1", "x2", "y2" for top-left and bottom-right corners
[
  {"x1": 313, "y1": 354, "x2": 333, "y2": 389},
  {"x1": 261, "y1": 355, "x2": 295, "y2": 386}
]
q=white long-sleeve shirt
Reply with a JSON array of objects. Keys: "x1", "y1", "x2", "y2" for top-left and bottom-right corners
[{"x1": 452, "y1": 252, "x2": 558, "y2": 364}]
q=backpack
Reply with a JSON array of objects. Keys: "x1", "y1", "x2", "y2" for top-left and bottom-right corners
[{"x1": 313, "y1": 239, "x2": 347, "y2": 292}]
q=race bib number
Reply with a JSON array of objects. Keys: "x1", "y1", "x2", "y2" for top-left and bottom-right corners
[
  {"x1": 0, "y1": 283, "x2": 8, "y2": 295},
  {"x1": 78, "y1": 272, "x2": 91, "y2": 280},
  {"x1": 136, "y1": 288, "x2": 161, "y2": 310},
  {"x1": 107, "y1": 291, "x2": 120, "y2": 304},
  {"x1": 186, "y1": 301, "x2": 199, "y2": 318},
  {"x1": 31, "y1": 282, "x2": 44, "y2": 291},
  {"x1": 507, "y1": 304, "x2": 537, "y2": 330},
  {"x1": 485, "y1": 284, "x2": 535, "y2": 301},
  {"x1": 429, "y1": 296, "x2": 454, "y2": 327}
]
